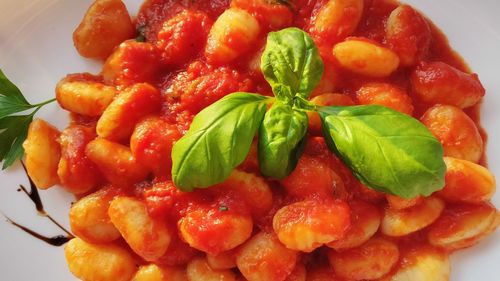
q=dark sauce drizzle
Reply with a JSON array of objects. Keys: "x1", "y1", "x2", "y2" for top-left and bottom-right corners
[{"x1": 2, "y1": 162, "x2": 74, "y2": 246}]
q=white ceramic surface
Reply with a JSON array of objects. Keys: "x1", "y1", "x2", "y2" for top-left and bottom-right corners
[{"x1": 0, "y1": 0, "x2": 498, "y2": 280}]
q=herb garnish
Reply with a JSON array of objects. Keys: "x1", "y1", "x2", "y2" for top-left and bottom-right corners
[
  {"x1": 319, "y1": 106, "x2": 445, "y2": 198},
  {"x1": 172, "y1": 27, "x2": 446, "y2": 198},
  {"x1": 172, "y1": 93, "x2": 272, "y2": 190},
  {"x1": 0, "y1": 69, "x2": 55, "y2": 169}
]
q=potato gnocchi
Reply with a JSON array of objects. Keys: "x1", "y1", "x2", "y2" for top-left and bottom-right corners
[{"x1": 15, "y1": 0, "x2": 498, "y2": 280}]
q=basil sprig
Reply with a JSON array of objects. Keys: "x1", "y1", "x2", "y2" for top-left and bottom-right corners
[
  {"x1": 0, "y1": 69, "x2": 55, "y2": 169},
  {"x1": 171, "y1": 28, "x2": 446, "y2": 198},
  {"x1": 258, "y1": 27, "x2": 321, "y2": 179}
]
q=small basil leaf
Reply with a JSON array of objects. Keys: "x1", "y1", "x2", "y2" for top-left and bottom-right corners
[
  {"x1": 0, "y1": 69, "x2": 29, "y2": 104},
  {"x1": 0, "y1": 96, "x2": 34, "y2": 119},
  {"x1": 261, "y1": 27, "x2": 324, "y2": 101},
  {"x1": 172, "y1": 93, "x2": 271, "y2": 191},
  {"x1": 0, "y1": 69, "x2": 56, "y2": 169},
  {"x1": 0, "y1": 114, "x2": 33, "y2": 169},
  {"x1": 0, "y1": 69, "x2": 34, "y2": 119},
  {"x1": 259, "y1": 102, "x2": 308, "y2": 179},
  {"x1": 319, "y1": 105, "x2": 446, "y2": 198}
]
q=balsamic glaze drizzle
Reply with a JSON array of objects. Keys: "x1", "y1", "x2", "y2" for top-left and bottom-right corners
[
  {"x1": 2, "y1": 162, "x2": 74, "y2": 246},
  {"x1": 3, "y1": 215, "x2": 71, "y2": 246}
]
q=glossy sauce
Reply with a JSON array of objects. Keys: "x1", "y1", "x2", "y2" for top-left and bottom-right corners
[
  {"x1": 131, "y1": 0, "x2": 482, "y2": 127},
  {"x1": 128, "y1": 0, "x2": 489, "y2": 249},
  {"x1": 72, "y1": 0, "x2": 484, "y2": 220},
  {"x1": 54, "y1": 0, "x2": 495, "y2": 279}
]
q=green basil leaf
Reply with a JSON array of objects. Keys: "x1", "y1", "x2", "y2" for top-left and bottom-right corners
[
  {"x1": 0, "y1": 114, "x2": 33, "y2": 169},
  {"x1": 172, "y1": 93, "x2": 271, "y2": 191},
  {"x1": 258, "y1": 102, "x2": 308, "y2": 179},
  {"x1": 0, "y1": 69, "x2": 56, "y2": 169},
  {"x1": 0, "y1": 96, "x2": 35, "y2": 119},
  {"x1": 261, "y1": 27, "x2": 324, "y2": 102},
  {"x1": 319, "y1": 105, "x2": 446, "y2": 198},
  {"x1": 0, "y1": 69, "x2": 29, "y2": 104},
  {"x1": 0, "y1": 69, "x2": 34, "y2": 119}
]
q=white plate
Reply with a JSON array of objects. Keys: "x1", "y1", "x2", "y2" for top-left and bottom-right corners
[{"x1": 0, "y1": 0, "x2": 498, "y2": 280}]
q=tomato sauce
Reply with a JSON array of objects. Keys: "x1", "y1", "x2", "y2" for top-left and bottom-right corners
[
  {"x1": 58, "y1": 0, "x2": 497, "y2": 279},
  {"x1": 136, "y1": 0, "x2": 230, "y2": 42},
  {"x1": 96, "y1": 0, "x2": 488, "y2": 242}
]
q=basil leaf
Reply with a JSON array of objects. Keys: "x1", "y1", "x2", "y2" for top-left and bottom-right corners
[
  {"x1": 172, "y1": 93, "x2": 271, "y2": 191},
  {"x1": 0, "y1": 114, "x2": 33, "y2": 169},
  {"x1": 319, "y1": 105, "x2": 446, "y2": 198},
  {"x1": 261, "y1": 27, "x2": 324, "y2": 102},
  {"x1": 0, "y1": 69, "x2": 33, "y2": 119},
  {"x1": 0, "y1": 69, "x2": 56, "y2": 169},
  {"x1": 0, "y1": 69, "x2": 29, "y2": 104},
  {"x1": 259, "y1": 102, "x2": 308, "y2": 179},
  {"x1": 0, "y1": 96, "x2": 35, "y2": 119}
]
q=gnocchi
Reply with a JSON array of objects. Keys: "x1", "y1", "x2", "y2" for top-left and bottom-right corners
[
  {"x1": 427, "y1": 203, "x2": 498, "y2": 250},
  {"x1": 386, "y1": 5, "x2": 431, "y2": 66},
  {"x1": 231, "y1": 0, "x2": 293, "y2": 31},
  {"x1": 381, "y1": 197, "x2": 445, "y2": 236},
  {"x1": 187, "y1": 257, "x2": 236, "y2": 281},
  {"x1": 102, "y1": 41, "x2": 162, "y2": 86},
  {"x1": 386, "y1": 195, "x2": 423, "y2": 210},
  {"x1": 312, "y1": 0, "x2": 364, "y2": 43},
  {"x1": 215, "y1": 170, "x2": 273, "y2": 217},
  {"x1": 58, "y1": 125, "x2": 102, "y2": 194},
  {"x1": 411, "y1": 61, "x2": 485, "y2": 108},
  {"x1": 133, "y1": 264, "x2": 188, "y2": 281},
  {"x1": 69, "y1": 189, "x2": 120, "y2": 243},
  {"x1": 236, "y1": 232, "x2": 298, "y2": 281},
  {"x1": 273, "y1": 199, "x2": 351, "y2": 252},
  {"x1": 281, "y1": 155, "x2": 343, "y2": 199},
  {"x1": 333, "y1": 38, "x2": 400, "y2": 77},
  {"x1": 380, "y1": 246, "x2": 450, "y2": 281},
  {"x1": 179, "y1": 206, "x2": 253, "y2": 255},
  {"x1": 205, "y1": 8, "x2": 260, "y2": 65},
  {"x1": 437, "y1": 157, "x2": 495, "y2": 203},
  {"x1": 328, "y1": 238, "x2": 400, "y2": 280},
  {"x1": 85, "y1": 138, "x2": 149, "y2": 186},
  {"x1": 130, "y1": 116, "x2": 181, "y2": 177},
  {"x1": 96, "y1": 83, "x2": 162, "y2": 142},
  {"x1": 64, "y1": 238, "x2": 136, "y2": 281},
  {"x1": 56, "y1": 74, "x2": 117, "y2": 116},
  {"x1": 206, "y1": 250, "x2": 237, "y2": 270},
  {"x1": 156, "y1": 10, "x2": 212, "y2": 66},
  {"x1": 356, "y1": 83, "x2": 414, "y2": 115},
  {"x1": 421, "y1": 105, "x2": 483, "y2": 163},
  {"x1": 327, "y1": 200, "x2": 381, "y2": 250},
  {"x1": 73, "y1": 0, "x2": 134, "y2": 59},
  {"x1": 23, "y1": 119, "x2": 61, "y2": 189},
  {"x1": 108, "y1": 196, "x2": 171, "y2": 261}
]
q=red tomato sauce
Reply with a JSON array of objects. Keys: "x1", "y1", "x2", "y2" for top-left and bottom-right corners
[{"x1": 62, "y1": 0, "x2": 496, "y2": 279}]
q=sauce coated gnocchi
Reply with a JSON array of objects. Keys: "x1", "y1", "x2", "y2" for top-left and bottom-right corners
[
  {"x1": 17, "y1": 0, "x2": 498, "y2": 280},
  {"x1": 328, "y1": 237, "x2": 400, "y2": 280}
]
